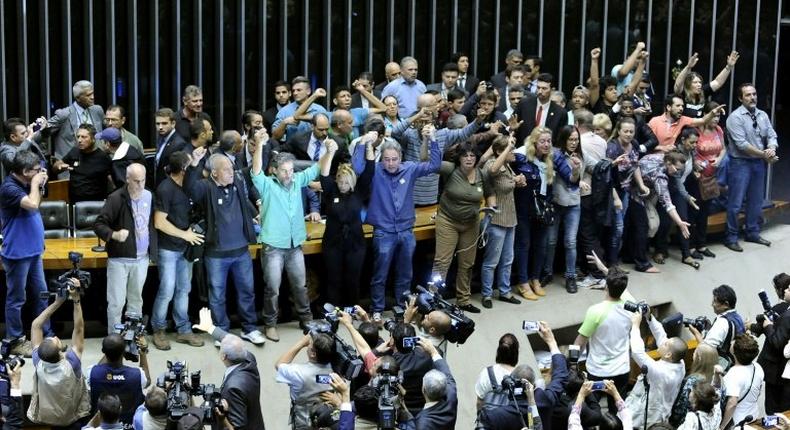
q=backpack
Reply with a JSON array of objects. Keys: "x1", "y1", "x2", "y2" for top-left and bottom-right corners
[
  {"x1": 480, "y1": 366, "x2": 511, "y2": 410},
  {"x1": 716, "y1": 312, "x2": 745, "y2": 370}
]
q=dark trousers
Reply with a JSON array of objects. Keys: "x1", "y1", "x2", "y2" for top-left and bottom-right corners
[
  {"x1": 588, "y1": 372, "x2": 630, "y2": 415},
  {"x1": 765, "y1": 381, "x2": 790, "y2": 414},
  {"x1": 578, "y1": 196, "x2": 605, "y2": 276},
  {"x1": 626, "y1": 197, "x2": 652, "y2": 271},
  {"x1": 513, "y1": 214, "x2": 548, "y2": 284},
  {"x1": 323, "y1": 242, "x2": 366, "y2": 307},
  {"x1": 654, "y1": 184, "x2": 691, "y2": 259}
]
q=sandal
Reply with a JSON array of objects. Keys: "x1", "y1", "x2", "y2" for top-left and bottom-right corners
[
  {"x1": 636, "y1": 265, "x2": 661, "y2": 273},
  {"x1": 652, "y1": 253, "x2": 666, "y2": 265},
  {"x1": 682, "y1": 257, "x2": 700, "y2": 270}
]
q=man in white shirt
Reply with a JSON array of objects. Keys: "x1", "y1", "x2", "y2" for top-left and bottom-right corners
[
  {"x1": 721, "y1": 333, "x2": 764, "y2": 429},
  {"x1": 688, "y1": 285, "x2": 746, "y2": 368},
  {"x1": 626, "y1": 307, "x2": 688, "y2": 428}
]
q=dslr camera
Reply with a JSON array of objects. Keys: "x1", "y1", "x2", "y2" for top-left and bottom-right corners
[
  {"x1": 303, "y1": 306, "x2": 364, "y2": 380},
  {"x1": 382, "y1": 306, "x2": 406, "y2": 333},
  {"x1": 624, "y1": 300, "x2": 650, "y2": 316},
  {"x1": 373, "y1": 360, "x2": 403, "y2": 430},
  {"x1": 752, "y1": 289, "x2": 782, "y2": 336},
  {"x1": 190, "y1": 372, "x2": 226, "y2": 423},
  {"x1": 40, "y1": 251, "x2": 91, "y2": 300},
  {"x1": 501, "y1": 375, "x2": 527, "y2": 397},
  {"x1": 0, "y1": 339, "x2": 25, "y2": 380},
  {"x1": 399, "y1": 277, "x2": 476, "y2": 344},
  {"x1": 683, "y1": 315, "x2": 712, "y2": 332},
  {"x1": 113, "y1": 312, "x2": 148, "y2": 362}
]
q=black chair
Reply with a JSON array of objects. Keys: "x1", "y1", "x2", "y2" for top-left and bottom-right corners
[
  {"x1": 39, "y1": 200, "x2": 70, "y2": 238},
  {"x1": 72, "y1": 201, "x2": 104, "y2": 238}
]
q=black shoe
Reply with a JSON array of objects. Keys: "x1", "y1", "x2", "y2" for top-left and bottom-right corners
[
  {"x1": 499, "y1": 295, "x2": 522, "y2": 305},
  {"x1": 725, "y1": 242, "x2": 743, "y2": 252},
  {"x1": 482, "y1": 297, "x2": 493, "y2": 309},
  {"x1": 690, "y1": 250, "x2": 704, "y2": 260},
  {"x1": 540, "y1": 273, "x2": 553, "y2": 286},
  {"x1": 458, "y1": 303, "x2": 481, "y2": 313},
  {"x1": 745, "y1": 236, "x2": 771, "y2": 247},
  {"x1": 565, "y1": 278, "x2": 578, "y2": 294},
  {"x1": 699, "y1": 248, "x2": 716, "y2": 258}
]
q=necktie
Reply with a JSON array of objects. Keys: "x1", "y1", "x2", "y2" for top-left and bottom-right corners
[
  {"x1": 82, "y1": 110, "x2": 91, "y2": 125},
  {"x1": 535, "y1": 105, "x2": 543, "y2": 126},
  {"x1": 155, "y1": 136, "x2": 168, "y2": 163},
  {"x1": 459, "y1": 76, "x2": 466, "y2": 89},
  {"x1": 312, "y1": 141, "x2": 321, "y2": 161}
]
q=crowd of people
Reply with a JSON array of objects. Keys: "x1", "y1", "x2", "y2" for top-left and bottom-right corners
[{"x1": 0, "y1": 40, "x2": 787, "y2": 429}]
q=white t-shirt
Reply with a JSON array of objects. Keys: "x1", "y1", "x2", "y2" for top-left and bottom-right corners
[
  {"x1": 722, "y1": 363, "x2": 764, "y2": 424},
  {"x1": 474, "y1": 363, "x2": 514, "y2": 399},
  {"x1": 578, "y1": 300, "x2": 632, "y2": 377}
]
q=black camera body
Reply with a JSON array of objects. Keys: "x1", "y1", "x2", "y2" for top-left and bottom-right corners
[
  {"x1": 758, "y1": 289, "x2": 781, "y2": 322},
  {"x1": 304, "y1": 306, "x2": 364, "y2": 380},
  {"x1": 501, "y1": 375, "x2": 526, "y2": 397},
  {"x1": 624, "y1": 300, "x2": 650, "y2": 316},
  {"x1": 374, "y1": 364, "x2": 403, "y2": 430},
  {"x1": 0, "y1": 340, "x2": 25, "y2": 380},
  {"x1": 191, "y1": 372, "x2": 225, "y2": 423},
  {"x1": 382, "y1": 306, "x2": 406, "y2": 333},
  {"x1": 40, "y1": 251, "x2": 91, "y2": 300},
  {"x1": 683, "y1": 315, "x2": 712, "y2": 332},
  {"x1": 112, "y1": 312, "x2": 148, "y2": 362},
  {"x1": 403, "y1": 283, "x2": 476, "y2": 344},
  {"x1": 158, "y1": 360, "x2": 197, "y2": 420}
]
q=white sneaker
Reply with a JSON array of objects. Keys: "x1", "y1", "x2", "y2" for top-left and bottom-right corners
[
  {"x1": 214, "y1": 340, "x2": 221, "y2": 348},
  {"x1": 577, "y1": 275, "x2": 600, "y2": 288},
  {"x1": 241, "y1": 330, "x2": 266, "y2": 346}
]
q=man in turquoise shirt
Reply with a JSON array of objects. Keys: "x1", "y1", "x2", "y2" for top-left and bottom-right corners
[{"x1": 251, "y1": 131, "x2": 337, "y2": 342}]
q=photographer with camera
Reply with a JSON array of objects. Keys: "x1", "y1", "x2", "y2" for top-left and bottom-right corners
[
  {"x1": 397, "y1": 338, "x2": 457, "y2": 429},
  {"x1": 275, "y1": 331, "x2": 337, "y2": 429},
  {"x1": 86, "y1": 331, "x2": 151, "y2": 427},
  {"x1": 0, "y1": 361, "x2": 24, "y2": 430},
  {"x1": 477, "y1": 322, "x2": 568, "y2": 430},
  {"x1": 309, "y1": 373, "x2": 355, "y2": 430},
  {"x1": 27, "y1": 284, "x2": 91, "y2": 428},
  {"x1": 191, "y1": 307, "x2": 265, "y2": 430},
  {"x1": 625, "y1": 306, "x2": 688, "y2": 428},
  {"x1": 175, "y1": 401, "x2": 236, "y2": 430},
  {"x1": 403, "y1": 296, "x2": 451, "y2": 356},
  {"x1": 475, "y1": 333, "x2": 519, "y2": 410},
  {"x1": 569, "y1": 381, "x2": 632, "y2": 430},
  {"x1": 1, "y1": 150, "x2": 54, "y2": 357},
  {"x1": 755, "y1": 272, "x2": 790, "y2": 413},
  {"x1": 687, "y1": 285, "x2": 745, "y2": 370},
  {"x1": 131, "y1": 387, "x2": 168, "y2": 430},
  {"x1": 385, "y1": 323, "x2": 435, "y2": 416}
]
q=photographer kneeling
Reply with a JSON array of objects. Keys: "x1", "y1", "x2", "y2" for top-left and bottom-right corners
[
  {"x1": 403, "y1": 298, "x2": 451, "y2": 357},
  {"x1": 27, "y1": 284, "x2": 92, "y2": 428}
]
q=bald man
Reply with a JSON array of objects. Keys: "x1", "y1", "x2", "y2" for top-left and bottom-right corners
[
  {"x1": 626, "y1": 309, "x2": 688, "y2": 428},
  {"x1": 374, "y1": 62, "x2": 402, "y2": 93},
  {"x1": 94, "y1": 163, "x2": 156, "y2": 332}
]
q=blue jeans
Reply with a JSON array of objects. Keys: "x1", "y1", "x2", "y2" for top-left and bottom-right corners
[
  {"x1": 370, "y1": 230, "x2": 416, "y2": 312},
  {"x1": 726, "y1": 157, "x2": 766, "y2": 244},
  {"x1": 261, "y1": 245, "x2": 311, "y2": 326},
  {"x1": 204, "y1": 253, "x2": 258, "y2": 333},
  {"x1": 607, "y1": 190, "x2": 629, "y2": 265},
  {"x1": 3, "y1": 256, "x2": 52, "y2": 340},
  {"x1": 151, "y1": 249, "x2": 194, "y2": 333},
  {"x1": 513, "y1": 215, "x2": 548, "y2": 284},
  {"x1": 544, "y1": 204, "x2": 581, "y2": 279},
  {"x1": 480, "y1": 224, "x2": 515, "y2": 298}
]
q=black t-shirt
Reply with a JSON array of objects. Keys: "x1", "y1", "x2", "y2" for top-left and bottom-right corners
[
  {"x1": 592, "y1": 98, "x2": 614, "y2": 116},
  {"x1": 62, "y1": 147, "x2": 112, "y2": 202},
  {"x1": 154, "y1": 177, "x2": 193, "y2": 252},
  {"x1": 682, "y1": 83, "x2": 714, "y2": 118}
]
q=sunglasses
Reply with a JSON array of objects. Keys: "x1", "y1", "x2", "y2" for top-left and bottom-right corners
[{"x1": 748, "y1": 112, "x2": 758, "y2": 130}]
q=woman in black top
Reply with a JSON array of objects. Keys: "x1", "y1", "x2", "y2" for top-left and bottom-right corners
[
  {"x1": 320, "y1": 134, "x2": 375, "y2": 306},
  {"x1": 53, "y1": 124, "x2": 112, "y2": 202},
  {"x1": 673, "y1": 51, "x2": 739, "y2": 118}
]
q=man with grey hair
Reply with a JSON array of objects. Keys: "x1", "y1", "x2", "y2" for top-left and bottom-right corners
[
  {"x1": 39, "y1": 80, "x2": 104, "y2": 161},
  {"x1": 94, "y1": 163, "x2": 155, "y2": 332},
  {"x1": 174, "y1": 85, "x2": 214, "y2": 141},
  {"x1": 397, "y1": 337, "x2": 457, "y2": 429},
  {"x1": 382, "y1": 56, "x2": 426, "y2": 118},
  {"x1": 490, "y1": 49, "x2": 525, "y2": 89},
  {"x1": 192, "y1": 307, "x2": 265, "y2": 429}
]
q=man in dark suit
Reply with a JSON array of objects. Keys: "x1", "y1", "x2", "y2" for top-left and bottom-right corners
[
  {"x1": 400, "y1": 338, "x2": 458, "y2": 430},
  {"x1": 427, "y1": 63, "x2": 467, "y2": 99},
  {"x1": 193, "y1": 307, "x2": 265, "y2": 430},
  {"x1": 39, "y1": 80, "x2": 104, "y2": 160},
  {"x1": 496, "y1": 65, "x2": 529, "y2": 114},
  {"x1": 280, "y1": 114, "x2": 349, "y2": 175},
  {"x1": 490, "y1": 49, "x2": 524, "y2": 89},
  {"x1": 263, "y1": 81, "x2": 291, "y2": 132},
  {"x1": 174, "y1": 85, "x2": 214, "y2": 142},
  {"x1": 452, "y1": 52, "x2": 480, "y2": 95},
  {"x1": 755, "y1": 277, "x2": 790, "y2": 413},
  {"x1": 152, "y1": 108, "x2": 187, "y2": 188},
  {"x1": 515, "y1": 73, "x2": 568, "y2": 143},
  {"x1": 0, "y1": 117, "x2": 47, "y2": 180},
  {"x1": 350, "y1": 71, "x2": 383, "y2": 109},
  {"x1": 374, "y1": 62, "x2": 402, "y2": 93}
]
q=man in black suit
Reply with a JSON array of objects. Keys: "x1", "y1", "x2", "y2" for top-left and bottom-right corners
[
  {"x1": 374, "y1": 62, "x2": 402, "y2": 93},
  {"x1": 427, "y1": 63, "x2": 467, "y2": 99},
  {"x1": 490, "y1": 49, "x2": 524, "y2": 89},
  {"x1": 350, "y1": 71, "x2": 383, "y2": 109},
  {"x1": 152, "y1": 108, "x2": 187, "y2": 188},
  {"x1": 280, "y1": 113, "x2": 349, "y2": 175},
  {"x1": 263, "y1": 81, "x2": 291, "y2": 132},
  {"x1": 452, "y1": 52, "x2": 480, "y2": 95},
  {"x1": 193, "y1": 307, "x2": 266, "y2": 430},
  {"x1": 174, "y1": 85, "x2": 214, "y2": 142},
  {"x1": 496, "y1": 65, "x2": 530, "y2": 114},
  {"x1": 515, "y1": 73, "x2": 568, "y2": 143},
  {"x1": 400, "y1": 338, "x2": 458, "y2": 429},
  {"x1": 755, "y1": 275, "x2": 790, "y2": 413}
]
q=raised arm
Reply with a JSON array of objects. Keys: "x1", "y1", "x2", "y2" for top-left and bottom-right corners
[
  {"x1": 618, "y1": 42, "x2": 646, "y2": 79},
  {"x1": 339, "y1": 312, "x2": 372, "y2": 357},
  {"x1": 625, "y1": 52, "x2": 649, "y2": 96},
  {"x1": 488, "y1": 136, "x2": 515, "y2": 174},
  {"x1": 31, "y1": 296, "x2": 66, "y2": 348},
  {"x1": 319, "y1": 139, "x2": 338, "y2": 176},
  {"x1": 250, "y1": 128, "x2": 269, "y2": 176},
  {"x1": 589, "y1": 48, "x2": 601, "y2": 106},
  {"x1": 292, "y1": 88, "x2": 327, "y2": 122},
  {"x1": 709, "y1": 51, "x2": 739, "y2": 92},
  {"x1": 353, "y1": 80, "x2": 387, "y2": 113},
  {"x1": 20, "y1": 169, "x2": 47, "y2": 210},
  {"x1": 674, "y1": 53, "x2": 698, "y2": 95},
  {"x1": 70, "y1": 287, "x2": 85, "y2": 358},
  {"x1": 275, "y1": 335, "x2": 311, "y2": 370}
]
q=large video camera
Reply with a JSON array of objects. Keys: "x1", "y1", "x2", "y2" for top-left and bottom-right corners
[
  {"x1": 0, "y1": 340, "x2": 25, "y2": 380},
  {"x1": 303, "y1": 305, "x2": 364, "y2": 380},
  {"x1": 112, "y1": 312, "x2": 148, "y2": 362},
  {"x1": 158, "y1": 361, "x2": 225, "y2": 424},
  {"x1": 399, "y1": 277, "x2": 476, "y2": 344},
  {"x1": 373, "y1": 360, "x2": 403, "y2": 430},
  {"x1": 40, "y1": 251, "x2": 91, "y2": 300}
]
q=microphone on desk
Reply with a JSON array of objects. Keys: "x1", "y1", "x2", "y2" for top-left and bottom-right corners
[
  {"x1": 91, "y1": 236, "x2": 106, "y2": 253},
  {"x1": 640, "y1": 364, "x2": 649, "y2": 386},
  {"x1": 736, "y1": 415, "x2": 753, "y2": 430}
]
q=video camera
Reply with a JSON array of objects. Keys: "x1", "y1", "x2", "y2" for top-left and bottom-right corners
[
  {"x1": 40, "y1": 251, "x2": 91, "y2": 300},
  {"x1": 382, "y1": 306, "x2": 406, "y2": 333},
  {"x1": 399, "y1": 276, "x2": 476, "y2": 344},
  {"x1": 373, "y1": 360, "x2": 403, "y2": 430},
  {"x1": 112, "y1": 312, "x2": 148, "y2": 362},
  {"x1": 158, "y1": 361, "x2": 226, "y2": 424},
  {"x1": 0, "y1": 340, "x2": 24, "y2": 380},
  {"x1": 303, "y1": 305, "x2": 364, "y2": 380},
  {"x1": 624, "y1": 300, "x2": 650, "y2": 316},
  {"x1": 752, "y1": 289, "x2": 782, "y2": 336}
]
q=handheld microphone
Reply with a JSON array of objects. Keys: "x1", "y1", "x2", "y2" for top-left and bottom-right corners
[
  {"x1": 735, "y1": 415, "x2": 753, "y2": 430},
  {"x1": 641, "y1": 364, "x2": 649, "y2": 387}
]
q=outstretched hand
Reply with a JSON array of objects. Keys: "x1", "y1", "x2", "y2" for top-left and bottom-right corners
[{"x1": 192, "y1": 307, "x2": 216, "y2": 334}]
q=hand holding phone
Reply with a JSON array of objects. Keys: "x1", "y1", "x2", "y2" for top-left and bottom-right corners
[{"x1": 315, "y1": 374, "x2": 332, "y2": 384}]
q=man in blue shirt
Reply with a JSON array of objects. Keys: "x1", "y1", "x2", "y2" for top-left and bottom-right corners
[
  {"x1": 271, "y1": 76, "x2": 329, "y2": 142},
  {"x1": 0, "y1": 150, "x2": 52, "y2": 356},
  {"x1": 724, "y1": 83, "x2": 779, "y2": 252},
  {"x1": 382, "y1": 56, "x2": 427, "y2": 118},
  {"x1": 251, "y1": 129, "x2": 337, "y2": 342},
  {"x1": 367, "y1": 126, "x2": 441, "y2": 320}
]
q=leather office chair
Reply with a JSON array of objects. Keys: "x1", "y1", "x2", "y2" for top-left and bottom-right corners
[
  {"x1": 39, "y1": 200, "x2": 70, "y2": 238},
  {"x1": 73, "y1": 201, "x2": 104, "y2": 238}
]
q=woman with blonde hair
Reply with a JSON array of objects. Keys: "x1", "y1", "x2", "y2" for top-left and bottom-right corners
[
  {"x1": 592, "y1": 113, "x2": 612, "y2": 141},
  {"x1": 670, "y1": 343, "x2": 722, "y2": 426},
  {"x1": 512, "y1": 127, "x2": 555, "y2": 300}
]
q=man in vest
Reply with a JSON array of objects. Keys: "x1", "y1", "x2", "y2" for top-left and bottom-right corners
[
  {"x1": 688, "y1": 284, "x2": 745, "y2": 368},
  {"x1": 86, "y1": 333, "x2": 151, "y2": 427},
  {"x1": 27, "y1": 284, "x2": 91, "y2": 427},
  {"x1": 275, "y1": 332, "x2": 337, "y2": 430}
]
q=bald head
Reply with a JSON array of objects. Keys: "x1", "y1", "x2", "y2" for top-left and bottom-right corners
[
  {"x1": 331, "y1": 109, "x2": 354, "y2": 136},
  {"x1": 126, "y1": 163, "x2": 146, "y2": 198},
  {"x1": 666, "y1": 337, "x2": 688, "y2": 363},
  {"x1": 417, "y1": 94, "x2": 436, "y2": 109},
  {"x1": 385, "y1": 62, "x2": 401, "y2": 82}
]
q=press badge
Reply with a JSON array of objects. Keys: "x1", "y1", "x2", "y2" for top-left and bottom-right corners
[
  {"x1": 399, "y1": 178, "x2": 405, "y2": 185},
  {"x1": 73, "y1": 161, "x2": 79, "y2": 167},
  {"x1": 477, "y1": 187, "x2": 482, "y2": 193},
  {"x1": 333, "y1": 198, "x2": 340, "y2": 203},
  {"x1": 218, "y1": 198, "x2": 223, "y2": 205}
]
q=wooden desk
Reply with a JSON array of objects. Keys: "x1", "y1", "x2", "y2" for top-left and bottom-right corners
[{"x1": 37, "y1": 206, "x2": 439, "y2": 269}]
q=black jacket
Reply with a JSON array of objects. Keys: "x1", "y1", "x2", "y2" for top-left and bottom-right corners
[
  {"x1": 94, "y1": 186, "x2": 157, "y2": 261},
  {"x1": 591, "y1": 159, "x2": 614, "y2": 226},
  {"x1": 153, "y1": 131, "x2": 188, "y2": 188},
  {"x1": 515, "y1": 98, "x2": 569, "y2": 144},
  {"x1": 757, "y1": 304, "x2": 790, "y2": 382},
  {"x1": 212, "y1": 328, "x2": 265, "y2": 430},
  {"x1": 407, "y1": 358, "x2": 457, "y2": 430},
  {"x1": 393, "y1": 349, "x2": 435, "y2": 416}
]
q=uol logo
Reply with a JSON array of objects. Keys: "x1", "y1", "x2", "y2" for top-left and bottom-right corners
[{"x1": 105, "y1": 373, "x2": 126, "y2": 381}]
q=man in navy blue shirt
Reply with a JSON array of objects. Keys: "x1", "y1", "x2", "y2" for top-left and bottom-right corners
[{"x1": 0, "y1": 150, "x2": 52, "y2": 357}]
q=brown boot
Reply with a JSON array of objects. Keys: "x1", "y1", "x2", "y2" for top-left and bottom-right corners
[
  {"x1": 152, "y1": 330, "x2": 171, "y2": 350},
  {"x1": 531, "y1": 279, "x2": 546, "y2": 297},
  {"x1": 518, "y1": 283, "x2": 539, "y2": 301},
  {"x1": 175, "y1": 333, "x2": 205, "y2": 347}
]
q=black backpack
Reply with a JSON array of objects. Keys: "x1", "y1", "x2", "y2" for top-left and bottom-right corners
[{"x1": 480, "y1": 366, "x2": 511, "y2": 410}]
